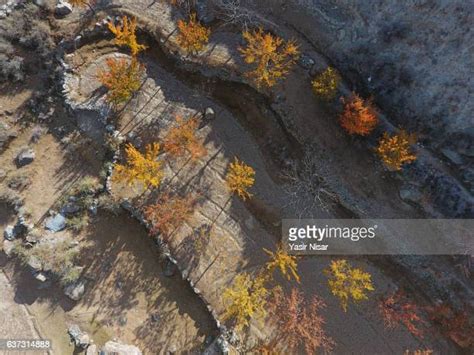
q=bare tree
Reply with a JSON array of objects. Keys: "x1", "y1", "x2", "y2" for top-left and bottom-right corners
[
  {"x1": 282, "y1": 149, "x2": 337, "y2": 218},
  {"x1": 211, "y1": 0, "x2": 276, "y2": 29}
]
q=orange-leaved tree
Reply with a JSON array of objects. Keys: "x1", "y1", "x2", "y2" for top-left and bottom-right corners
[
  {"x1": 143, "y1": 193, "x2": 196, "y2": 239},
  {"x1": 108, "y1": 16, "x2": 147, "y2": 56},
  {"x1": 376, "y1": 130, "x2": 417, "y2": 171},
  {"x1": 69, "y1": 0, "x2": 95, "y2": 12},
  {"x1": 379, "y1": 290, "x2": 426, "y2": 338},
  {"x1": 339, "y1": 93, "x2": 378, "y2": 135},
  {"x1": 97, "y1": 57, "x2": 143, "y2": 106},
  {"x1": 263, "y1": 245, "x2": 300, "y2": 283},
  {"x1": 177, "y1": 13, "x2": 211, "y2": 54},
  {"x1": 312, "y1": 66, "x2": 341, "y2": 100},
  {"x1": 163, "y1": 115, "x2": 207, "y2": 161},
  {"x1": 225, "y1": 157, "x2": 255, "y2": 201},
  {"x1": 239, "y1": 28, "x2": 299, "y2": 88},
  {"x1": 113, "y1": 142, "x2": 162, "y2": 188},
  {"x1": 325, "y1": 259, "x2": 374, "y2": 312},
  {"x1": 269, "y1": 287, "x2": 334, "y2": 354},
  {"x1": 222, "y1": 272, "x2": 268, "y2": 330}
]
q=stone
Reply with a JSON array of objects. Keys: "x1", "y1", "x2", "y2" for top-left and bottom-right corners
[
  {"x1": 163, "y1": 260, "x2": 176, "y2": 277},
  {"x1": 55, "y1": 0, "x2": 73, "y2": 17},
  {"x1": 16, "y1": 148, "x2": 35, "y2": 167},
  {"x1": 86, "y1": 344, "x2": 97, "y2": 355},
  {"x1": 441, "y1": 148, "x2": 463, "y2": 165},
  {"x1": 204, "y1": 107, "x2": 216, "y2": 121},
  {"x1": 64, "y1": 280, "x2": 86, "y2": 301},
  {"x1": 298, "y1": 54, "x2": 315, "y2": 69},
  {"x1": 3, "y1": 225, "x2": 15, "y2": 240},
  {"x1": 61, "y1": 202, "x2": 81, "y2": 215},
  {"x1": 399, "y1": 185, "x2": 423, "y2": 204},
  {"x1": 2, "y1": 240, "x2": 15, "y2": 257},
  {"x1": 27, "y1": 255, "x2": 43, "y2": 272},
  {"x1": 34, "y1": 272, "x2": 48, "y2": 282},
  {"x1": 68, "y1": 324, "x2": 90, "y2": 348},
  {"x1": 45, "y1": 213, "x2": 67, "y2": 232},
  {"x1": 101, "y1": 341, "x2": 142, "y2": 355}
]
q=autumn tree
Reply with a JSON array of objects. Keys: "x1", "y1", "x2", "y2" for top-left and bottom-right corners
[
  {"x1": 312, "y1": 67, "x2": 341, "y2": 100},
  {"x1": 163, "y1": 115, "x2": 207, "y2": 161},
  {"x1": 325, "y1": 259, "x2": 374, "y2": 312},
  {"x1": 379, "y1": 290, "x2": 425, "y2": 338},
  {"x1": 108, "y1": 16, "x2": 147, "y2": 56},
  {"x1": 143, "y1": 193, "x2": 196, "y2": 238},
  {"x1": 263, "y1": 245, "x2": 300, "y2": 283},
  {"x1": 225, "y1": 157, "x2": 255, "y2": 201},
  {"x1": 239, "y1": 28, "x2": 300, "y2": 88},
  {"x1": 339, "y1": 93, "x2": 378, "y2": 135},
  {"x1": 97, "y1": 57, "x2": 144, "y2": 106},
  {"x1": 404, "y1": 350, "x2": 433, "y2": 355},
  {"x1": 426, "y1": 304, "x2": 474, "y2": 348},
  {"x1": 69, "y1": 0, "x2": 95, "y2": 12},
  {"x1": 222, "y1": 272, "x2": 268, "y2": 330},
  {"x1": 269, "y1": 287, "x2": 334, "y2": 354},
  {"x1": 376, "y1": 130, "x2": 417, "y2": 171},
  {"x1": 113, "y1": 142, "x2": 163, "y2": 188},
  {"x1": 177, "y1": 13, "x2": 211, "y2": 54}
]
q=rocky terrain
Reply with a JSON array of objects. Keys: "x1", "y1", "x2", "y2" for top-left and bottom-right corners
[{"x1": 0, "y1": 0, "x2": 472, "y2": 354}]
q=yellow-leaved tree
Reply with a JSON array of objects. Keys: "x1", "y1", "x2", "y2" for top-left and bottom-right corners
[
  {"x1": 108, "y1": 16, "x2": 147, "y2": 56},
  {"x1": 222, "y1": 272, "x2": 268, "y2": 330},
  {"x1": 376, "y1": 130, "x2": 417, "y2": 171},
  {"x1": 312, "y1": 67, "x2": 341, "y2": 100},
  {"x1": 263, "y1": 245, "x2": 300, "y2": 283},
  {"x1": 225, "y1": 157, "x2": 255, "y2": 201},
  {"x1": 97, "y1": 57, "x2": 144, "y2": 106},
  {"x1": 239, "y1": 28, "x2": 299, "y2": 88},
  {"x1": 325, "y1": 259, "x2": 374, "y2": 312},
  {"x1": 163, "y1": 115, "x2": 207, "y2": 161},
  {"x1": 177, "y1": 13, "x2": 211, "y2": 54},
  {"x1": 113, "y1": 143, "x2": 163, "y2": 188}
]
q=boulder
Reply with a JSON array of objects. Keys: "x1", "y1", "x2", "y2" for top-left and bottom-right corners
[
  {"x1": 27, "y1": 255, "x2": 43, "y2": 273},
  {"x1": 163, "y1": 260, "x2": 176, "y2": 277},
  {"x1": 2, "y1": 240, "x2": 15, "y2": 257},
  {"x1": 16, "y1": 148, "x2": 35, "y2": 167},
  {"x1": 55, "y1": 0, "x2": 73, "y2": 17},
  {"x1": 204, "y1": 107, "x2": 216, "y2": 121},
  {"x1": 298, "y1": 54, "x2": 315, "y2": 69},
  {"x1": 64, "y1": 280, "x2": 86, "y2": 301},
  {"x1": 61, "y1": 202, "x2": 81, "y2": 215},
  {"x1": 34, "y1": 272, "x2": 48, "y2": 282},
  {"x1": 86, "y1": 344, "x2": 98, "y2": 355},
  {"x1": 45, "y1": 213, "x2": 66, "y2": 232},
  {"x1": 399, "y1": 185, "x2": 423, "y2": 204},
  {"x1": 100, "y1": 341, "x2": 142, "y2": 355},
  {"x1": 3, "y1": 225, "x2": 15, "y2": 240},
  {"x1": 68, "y1": 324, "x2": 90, "y2": 348}
]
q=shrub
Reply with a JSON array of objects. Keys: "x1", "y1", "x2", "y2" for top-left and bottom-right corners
[
  {"x1": 312, "y1": 67, "x2": 341, "y2": 100},
  {"x1": 325, "y1": 259, "x2": 374, "y2": 312},
  {"x1": 222, "y1": 272, "x2": 268, "y2": 330},
  {"x1": 66, "y1": 214, "x2": 90, "y2": 232},
  {"x1": 269, "y1": 287, "x2": 334, "y2": 353},
  {"x1": 379, "y1": 290, "x2": 425, "y2": 338},
  {"x1": 113, "y1": 143, "x2": 163, "y2": 189},
  {"x1": 376, "y1": 130, "x2": 417, "y2": 171},
  {"x1": 263, "y1": 245, "x2": 300, "y2": 283},
  {"x1": 97, "y1": 57, "x2": 144, "y2": 106},
  {"x1": 239, "y1": 28, "x2": 299, "y2": 88},
  {"x1": 339, "y1": 93, "x2": 378, "y2": 135},
  {"x1": 107, "y1": 16, "x2": 147, "y2": 56},
  {"x1": 143, "y1": 193, "x2": 196, "y2": 238},
  {"x1": 225, "y1": 157, "x2": 255, "y2": 201},
  {"x1": 163, "y1": 115, "x2": 207, "y2": 161},
  {"x1": 177, "y1": 13, "x2": 211, "y2": 54}
]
